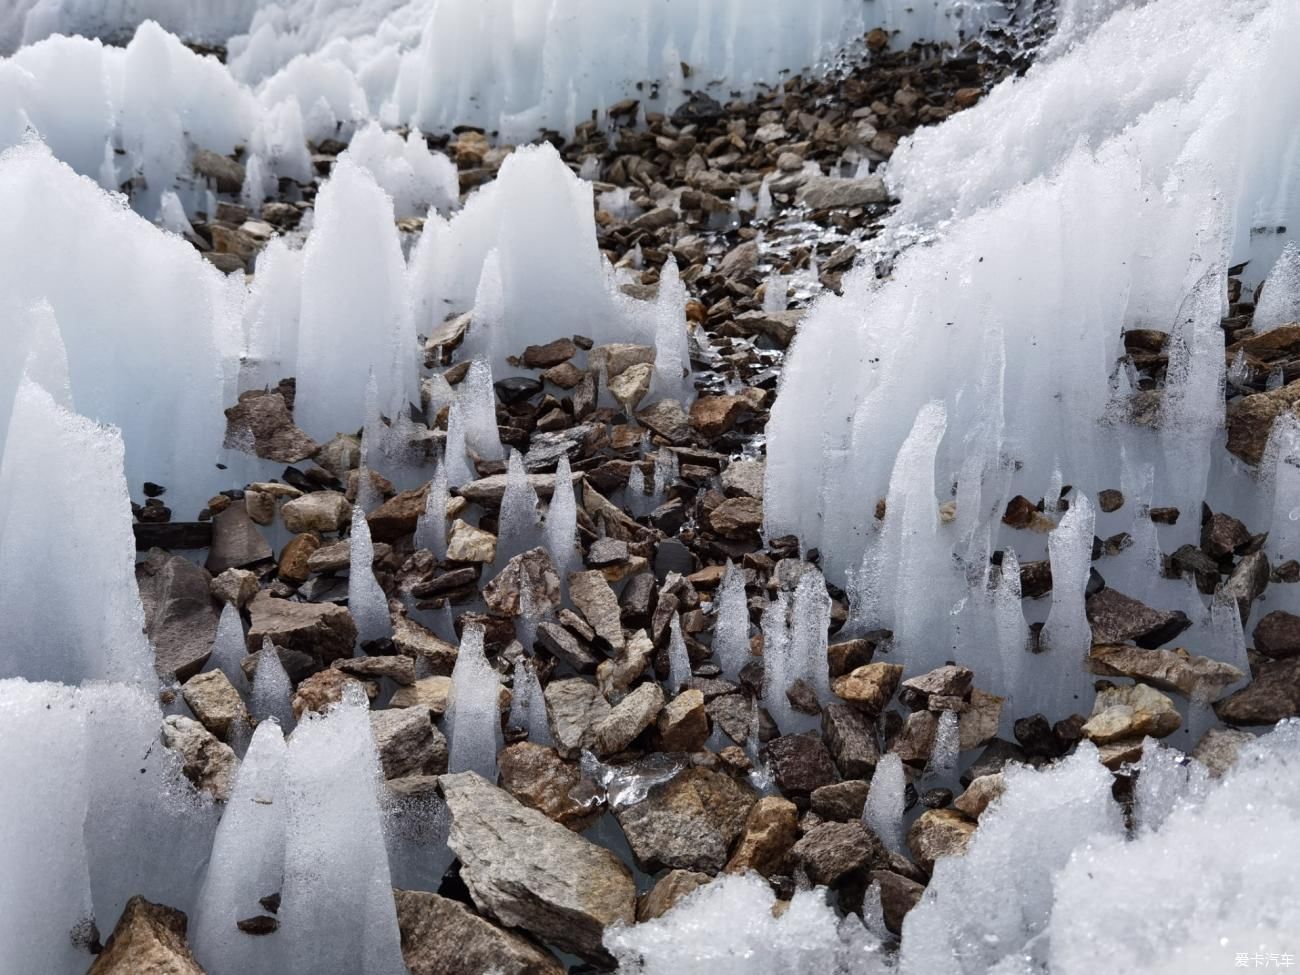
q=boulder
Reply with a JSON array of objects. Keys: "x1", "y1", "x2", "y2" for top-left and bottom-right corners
[{"x1": 136, "y1": 548, "x2": 219, "y2": 680}]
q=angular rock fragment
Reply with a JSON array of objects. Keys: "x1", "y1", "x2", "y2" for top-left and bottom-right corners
[
  {"x1": 544, "y1": 678, "x2": 612, "y2": 759},
  {"x1": 498, "y1": 742, "x2": 599, "y2": 831},
  {"x1": 89, "y1": 897, "x2": 203, "y2": 975},
  {"x1": 224, "y1": 390, "x2": 318, "y2": 463},
  {"x1": 136, "y1": 548, "x2": 219, "y2": 680},
  {"x1": 1085, "y1": 588, "x2": 1191, "y2": 648},
  {"x1": 161, "y1": 714, "x2": 238, "y2": 801},
  {"x1": 1081, "y1": 683, "x2": 1181, "y2": 743},
  {"x1": 568, "y1": 570, "x2": 625, "y2": 650},
  {"x1": 1086, "y1": 644, "x2": 1242, "y2": 701},
  {"x1": 370, "y1": 707, "x2": 448, "y2": 778},
  {"x1": 1214, "y1": 657, "x2": 1300, "y2": 725},
  {"x1": 791, "y1": 820, "x2": 882, "y2": 887},
  {"x1": 615, "y1": 767, "x2": 756, "y2": 873},
  {"x1": 832, "y1": 663, "x2": 903, "y2": 714},
  {"x1": 907, "y1": 808, "x2": 976, "y2": 872},
  {"x1": 181, "y1": 669, "x2": 248, "y2": 741},
  {"x1": 591, "y1": 681, "x2": 665, "y2": 756},
  {"x1": 394, "y1": 889, "x2": 564, "y2": 975},
  {"x1": 205, "y1": 504, "x2": 273, "y2": 574},
  {"x1": 637, "y1": 870, "x2": 712, "y2": 922},
  {"x1": 246, "y1": 590, "x2": 357, "y2": 664},
  {"x1": 764, "y1": 732, "x2": 839, "y2": 797}
]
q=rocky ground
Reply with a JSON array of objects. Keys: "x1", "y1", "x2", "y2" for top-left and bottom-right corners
[{"x1": 99, "y1": 26, "x2": 1300, "y2": 975}]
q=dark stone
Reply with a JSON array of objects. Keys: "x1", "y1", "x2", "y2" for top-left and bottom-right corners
[
  {"x1": 1019, "y1": 559, "x2": 1052, "y2": 598},
  {"x1": 1221, "y1": 551, "x2": 1270, "y2": 624},
  {"x1": 810, "y1": 779, "x2": 869, "y2": 821},
  {"x1": 921, "y1": 788, "x2": 953, "y2": 809},
  {"x1": 495, "y1": 377, "x2": 544, "y2": 404},
  {"x1": 1202, "y1": 510, "x2": 1250, "y2": 559},
  {"x1": 1149, "y1": 507, "x2": 1179, "y2": 525},
  {"x1": 1214, "y1": 657, "x2": 1300, "y2": 725},
  {"x1": 786, "y1": 678, "x2": 821, "y2": 716},
  {"x1": 655, "y1": 538, "x2": 694, "y2": 580},
  {"x1": 536, "y1": 621, "x2": 599, "y2": 673},
  {"x1": 1254, "y1": 610, "x2": 1300, "y2": 658},
  {"x1": 1013, "y1": 713, "x2": 1060, "y2": 758},
  {"x1": 869, "y1": 869, "x2": 925, "y2": 935},
  {"x1": 1002, "y1": 495, "x2": 1037, "y2": 529},
  {"x1": 133, "y1": 521, "x2": 213, "y2": 551},
  {"x1": 764, "y1": 732, "x2": 839, "y2": 797},
  {"x1": 1169, "y1": 544, "x2": 1221, "y2": 594},
  {"x1": 236, "y1": 916, "x2": 279, "y2": 935},
  {"x1": 960, "y1": 739, "x2": 1026, "y2": 787},
  {"x1": 821, "y1": 702, "x2": 880, "y2": 779},
  {"x1": 619, "y1": 572, "x2": 656, "y2": 626},
  {"x1": 789, "y1": 820, "x2": 882, "y2": 887},
  {"x1": 1085, "y1": 588, "x2": 1191, "y2": 649},
  {"x1": 671, "y1": 92, "x2": 725, "y2": 125}
]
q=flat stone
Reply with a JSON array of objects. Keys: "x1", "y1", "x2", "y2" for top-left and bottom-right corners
[
  {"x1": 545, "y1": 678, "x2": 612, "y2": 759},
  {"x1": 821, "y1": 702, "x2": 880, "y2": 778},
  {"x1": 608, "y1": 361, "x2": 654, "y2": 412},
  {"x1": 281, "y1": 491, "x2": 350, "y2": 534},
  {"x1": 899, "y1": 665, "x2": 973, "y2": 711},
  {"x1": 1214, "y1": 656, "x2": 1300, "y2": 725},
  {"x1": 371, "y1": 707, "x2": 448, "y2": 779},
  {"x1": 1254, "y1": 610, "x2": 1300, "y2": 658},
  {"x1": 796, "y1": 174, "x2": 888, "y2": 209},
  {"x1": 635, "y1": 399, "x2": 692, "y2": 445},
  {"x1": 192, "y1": 148, "x2": 244, "y2": 191},
  {"x1": 833, "y1": 663, "x2": 903, "y2": 714},
  {"x1": 591, "y1": 343, "x2": 656, "y2": 378},
  {"x1": 723, "y1": 795, "x2": 798, "y2": 877},
  {"x1": 499, "y1": 742, "x2": 599, "y2": 831},
  {"x1": 636, "y1": 870, "x2": 712, "y2": 922},
  {"x1": 181, "y1": 669, "x2": 248, "y2": 741},
  {"x1": 160, "y1": 714, "x2": 238, "y2": 802},
  {"x1": 392, "y1": 616, "x2": 458, "y2": 674},
  {"x1": 615, "y1": 767, "x2": 757, "y2": 873},
  {"x1": 1086, "y1": 588, "x2": 1191, "y2": 648},
  {"x1": 390, "y1": 676, "x2": 453, "y2": 716},
  {"x1": 394, "y1": 889, "x2": 564, "y2": 975},
  {"x1": 246, "y1": 590, "x2": 357, "y2": 664},
  {"x1": 656, "y1": 689, "x2": 709, "y2": 751},
  {"x1": 484, "y1": 548, "x2": 561, "y2": 617},
  {"x1": 592, "y1": 681, "x2": 665, "y2": 756},
  {"x1": 136, "y1": 549, "x2": 219, "y2": 680},
  {"x1": 457, "y1": 471, "x2": 581, "y2": 505},
  {"x1": 810, "y1": 779, "x2": 870, "y2": 821},
  {"x1": 1086, "y1": 644, "x2": 1243, "y2": 701},
  {"x1": 205, "y1": 504, "x2": 273, "y2": 574},
  {"x1": 569, "y1": 570, "x2": 625, "y2": 650},
  {"x1": 89, "y1": 896, "x2": 204, "y2": 975},
  {"x1": 446, "y1": 519, "x2": 498, "y2": 563},
  {"x1": 522, "y1": 337, "x2": 577, "y2": 369},
  {"x1": 907, "y1": 808, "x2": 976, "y2": 872},
  {"x1": 223, "y1": 390, "x2": 318, "y2": 463},
  {"x1": 535, "y1": 621, "x2": 599, "y2": 673},
  {"x1": 334, "y1": 654, "x2": 415, "y2": 684},
  {"x1": 1082, "y1": 683, "x2": 1182, "y2": 743},
  {"x1": 959, "y1": 688, "x2": 1004, "y2": 750},
  {"x1": 689, "y1": 395, "x2": 749, "y2": 439},
  {"x1": 720, "y1": 459, "x2": 765, "y2": 498},
  {"x1": 596, "y1": 630, "x2": 654, "y2": 700},
  {"x1": 952, "y1": 772, "x2": 1006, "y2": 819},
  {"x1": 708, "y1": 496, "x2": 763, "y2": 539},
  {"x1": 765, "y1": 732, "x2": 839, "y2": 797},
  {"x1": 791, "y1": 820, "x2": 882, "y2": 887},
  {"x1": 440, "y1": 771, "x2": 636, "y2": 965}
]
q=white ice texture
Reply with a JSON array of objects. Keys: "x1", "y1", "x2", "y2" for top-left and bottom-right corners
[
  {"x1": 544, "y1": 452, "x2": 577, "y2": 581},
  {"x1": 349, "y1": 505, "x2": 393, "y2": 644},
  {"x1": 446, "y1": 623, "x2": 501, "y2": 781},
  {"x1": 251, "y1": 636, "x2": 296, "y2": 733},
  {"x1": 208, "y1": 602, "x2": 251, "y2": 694}
]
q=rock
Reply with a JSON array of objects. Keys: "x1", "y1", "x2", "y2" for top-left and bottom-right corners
[
  {"x1": 545, "y1": 678, "x2": 612, "y2": 759},
  {"x1": 615, "y1": 767, "x2": 756, "y2": 873},
  {"x1": 1086, "y1": 644, "x2": 1243, "y2": 700},
  {"x1": 591, "y1": 343, "x2": 656, "y2": 378},
  {"x1": 827, "y1": 637, "x2": 879, "y2": 678},
  {"x1": 205, "y1": 504, "x2": 273, "y2": 574},
  {"x1": 243, "y1": 489, "x2": 276, "y2": 525},
  {"x1": 959, "y1": 689, "x2": 1005, "y2": 750},
  {"x1": 961, "y1": 738, "x2": 1027, "y2": 787},
  {"x1": 394, "y1": 889, "x2": 563, "y2": 975},
  {"x1": 392, "y1": 616, "x2": 458, "y2": 674},
  {"x1": 498, "y1": 742, "x2": 598, "y2": 831},
  {"x1": 210, "y1": 567, "x2": 259, "y2": 608},
  {"x1": 246, "y1": 590, "x2": 357, "y2": 663},
  {"x1": 810, "y1": 779, "x2": 870, "y2": 821},
  {"x1": 607, "y1": 362, "x2": 654, "y2": 412},
  {"x1": 1222, "y1": 551, "x2": 1270, "y2": 623},
  {"x1": 791, "y1": 820, "x2": 882, "y2": 887},
  {"x1": 899, "y1": 665, "x2": 973, "y2": 710},
  {"x1": 892, "y1": 709, "x2": 940, "y2": 766},
  {"x1": 632, "y1": 206, "x2": 678, "y2": 230},
  {"x1": 690, "y1": 395, "x2": 749, "y2": 439},
  {"x1": 446, "y1": 519, "x2": 498, "y2": 563},
  {"x1": 484, "y1": 548, "x2": 561, "y2": 617},
  {"x1": 734, "y1": 309, "x2": 805, "y2": 347},
  {"x1": 764, "y1": 732, "x2": 839, "y2": 797},
  {"x1": 495, "y1": 377, "x2": 543, "y2": 404},
  {"x1": 592, "y1": 681, "x2": 665, "y2": 756},
  {"x1": 1098, "y1": 489, "x2": 1125, "y2": 513},
  {"x1": 907, "y1": 808, "x2": 976, "y2": 872},
  {"x1": 136, "y1": 549, "x2": 219, "y2": 680},
  {"x1": 952, "y1": 772, "x2": 1006, "y2": 819},
  {"x1": 160, "y1": 714, "x2": 238, "y2": 801},
  {"x1": 1214, "y1": 657, "x2": 1300, "y2": 725},
  {"x1": 720, "y1": 458, "x2": 765, "y2": 499},
  {"x1": 223, "y1": 390, "x2": 318, "y2": 463},
  {"x1": 367, "y1": 487, "x2": 431, "y2": 542},
  {"x1": 568, "y1": 570, "x2": 625, "y2": 650},
  {"x1": 308, "y1": 538, "x2": 390, "y2": 573},
  {"x1": 457, "y1": 471, "x2": 581, "y2": 505},
  {"x1": 718, "y1": 240, "x2": 759, "y2": 278},
  {"x1": 281, "y1": 491, "x2": 351, "y2": 534},
  {"x1": 334, "y1": 654, "x2": 415, "y2": 684},
  {"x1": 292, "y1": 669, "x2": 376, "y2": 718},
  {"x1": 1085, "y1": 588, "x2": 1191, "y2": 648},
  {"x1": 1191, "y1": 726, "x2": 1256, "y2": 775},
  {"x1": 535, "y1": 620, "x2": 599, "y2": 673},
  {"x1": 1082, "y1": 683, "x2": 1182, "y2": 743},
  {"x1": 315, "y1": 433, "x2": 361, "y2": 477},
  {"x1": 635, "y1": 399, "x2": 692, "y2": 444},
  {"x1": 390, "y1": 676, "x2": 454, "y2": 717},
  {"x1": 796, "y1": 174, "x2": 888, "y2": 209},
  {"x1": 821, "y1": 702, "x2": 880, "y2": 778},
  {"x1": 192, "y1": 148, "x2": 245, "y2": 192},
  {"x1": 371, "y1": 707, "x2": 447, "y2": 778},
  {"x1": 587, "y1": 537, "x2": 629, "y2": 568},
  {"x1": 89, "y1": 896, "x2": 203, "y2": 975},
  {"x1": 869, "y1": 869, "x2": 925, "y2": 934},
  {"x1": 637, "y1": 870, "x2": 712, "y2": 922},
  {"x1": 596, "y1": 630, "x2": 654, "y2": 700},
  {"x1": 1254, "y1": 610, "x2": 1300, "y2": 658},
  {"x1": 656, "y1": 689, "x2": 709, "y2": 751},
  {"x1": 708, "y1": 496, "x2": 764, "y2": 539},
  {"x1": 1226, "y1": 380, "x2": 1300, "y2": 465},
  {"x1": 522, "y1": 338, "x2": 577, "y2": 369},
  {"x1": 181, "y1": 669, "x2": 248, "y2": 741},
  {"x1": 723, "y1": 795, "x2": 799, "y2": 877},
  {"x1": 278, "y1": 532, "x2": 321, "y2": 583},
  {"x1": 440, "y1": 772, "x2": 635, "y2": 964},
  {"x1": 832, "y1": 663, "x2": 903, "y2": 714},
  {"x1": 1201, "y1": 511, "x2": 1250, "y2": 558}
]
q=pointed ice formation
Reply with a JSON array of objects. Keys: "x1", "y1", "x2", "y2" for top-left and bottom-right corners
[
  {"x1": 667, "y1": 614, "x2": 692, "y2": 692},
  {"x1": 457, "y1": 360, "x2": 503, "y2": 462},
  {"x1": 712, "y1": 561, "x2": 750, "y2": 682},
  {"x1": 209, "y1": 603, "x2": 251, "y2": 694},
  {"x1": 252, "y1": 637, "x2": 296, "y2": 733},
  {"x1": 446, "y1": 624, "x2": 501, "y2": 781},
  {"x1": 1255, "y1": 241, "x2": 1300, "y2": 331},
  {"x1": 862, "y1": 752, "x2": 906, "y2": 856},
  {"x1": 653, "y1": 257, "x2": 690, "y2": 398},
  {"x1": 349, "y1": 506, "x2": 392, "y2": 645},
  {"x1": 414, "y1": 462, "x2": 449, "y2": 559},
  {"x1": 497, "y1": 449, "x2": 542, "y2": 565},
  {"x1": 544, "y1": 453, "x2": 577, "y2": 582}
]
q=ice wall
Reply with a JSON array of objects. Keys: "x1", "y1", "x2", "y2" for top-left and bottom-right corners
[
  {"x1": 0, "y1": 141, "x2": 235, "y2": 513},
  {"x1": 5, "y1": 0, "x2": 264, "y2": 53}
]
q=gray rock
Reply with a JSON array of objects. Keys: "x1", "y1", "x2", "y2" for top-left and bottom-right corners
[
  {"x1": 765, "y1": 732, "x2": 839, "y2": 797},
  {"x1": 635, "y1": 400, "x2": 692, "y2": 445},
  {"x1": 821, "y1": 702, "x2": 880, "y2": 778},
  {"x1": 223, "y1": 390, "x2": 318, "y2": 463},
  {"x1": 192, "y1": 148, "x2": 245, "y2": 192},
  {"x1": 483, "y1": 548, "x2": 561, "y2": 617},
  {"x1": 720, "y1": 459, "x2": 765, "y2": 499},
  {"x1": 370, "y1": 708, "x2": 448, "y2": 779},
  {"x1": 1085, "y1": 588, "x2": 1191, "y2": 648},
  {"x1": 456, "y1": 471, "x2": 582, "y2": 505},
  {"x1": 568, "y1": 570, "x2": 625, "y2": 650},
  {"x1": 869, "y1": 869, "x2": 925, "y2": 934},
  {"x1": 1086, "y1": 644, "x2": 1242, "y2": 701},
  {"x1": 180, "y1": 669, "x2": 249, "y2": 741},
  {"x1": 535, "y1": 621, "x2": 599, "y2": 673},
  {"x1": 591, "y1": 681, "x2": 665, "y2": 756},
  {"x1": 394, "y1": 890, "x2": 564, "y2": 975},
  {"x1": 439, "y1": 772, "x2": 636, "y2": 965},
  {"x1": 281, "y1": 491, "x2": 351, "y2": 534},
  {"x1": 136, "y1": 549, "x2": 219, "y2": 680},
  {"x1": 790, "y1": 820, "x2": 882, "y2": 887},
  {"x1": 796, "y1": 175, "x2": 888, "y2": 209},
  {"x1": 1191, "y1": 727, "x2": 1256, "y2": 775},
  {"x1": 245, "y1": 590, "x2": 357, "y2": 664},
  {"x1": 1215, "y1": 656, "x2": 1300, "y2": 725},
  {"x1": 161, "y1": 714, "x2": 238, "y2": 802},
  {"x1": 614, "y1": 767, "x2": 757, "y2": 873},
  {"x1": 544, "y1": 678, "x2": 611, "y2": 759},
  {"x1": 1221, "y1": 550, "x2": 1270, "y2": 623},
  {"x1": 204, "y1": 505, "x2": 273, "y2": 574},
  {"x1": 636, "y1": 870, "x2": 712, "y2": 922},
  {"x1": 810, "y1": 779, "x2": 870, "y2": 821}
]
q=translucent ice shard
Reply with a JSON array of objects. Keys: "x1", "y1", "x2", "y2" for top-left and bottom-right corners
[
  {"x1": 544, "y1": 453, "x2": 577, "y2": 582},
  {"x1": 208, "y1": 602, "x2": 251, "y2": 694},
  {"x1": 712, "y1": 561, "x2": 750, "y2": 682},
  {"x1": 413, "y1": 461, "x2": 449, "y2": 559},
  {"x1": 446, "y1": 624, "x2": 501, "y2": 781},
  {"x1": 1254, "y1": 240, "x2": 1300, "y2": 332},
  {"x1": 862, "y1": 752, "x2": 907, "y2": 856},
  {"x1": 497, "y1": 449, "x2": 542, "y2": 565},
  {"x1": 349, "y1": 505, "x2": 392, "y2": 645},
  {"x1": 251, "y1": 637, "x2": 296, "y2": 734}
]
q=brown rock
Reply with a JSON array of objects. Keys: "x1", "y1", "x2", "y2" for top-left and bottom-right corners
[
  {"x1": 568, "y1": 570, "x2": 625, "y2": 650},
  {"x1": 907, "y1": 808, "x2": 976, "y2": 872},
  {"x1": 615, "y1": 767, "x2": 757, "y2": 874},
  {"x1": 724, "y1": 795, "x2": 799, "y2": 877},
  {"x1": 810, "y1": 779, "x2": 870, "y2": 821},
  {"x1": 791, "y1": 820, "x2": 882, "y2": 887},
  {"x1": 821, "y1": 702, "x2": 880, "y2": 778},
  {"x1": 89, "y1": 897, "x2": 203, "y2": 975},
  {"x1": 522, "y1": 338, "x2": 577, "y2": 369},
  {"x1": 291, "y1": 669, "x2": 376, "y2": 719},
  {"x1": 484, "y1": 548, "x2": 561, "y2": 617},
  {"x1": 764, "y1": 732, "x2": 839, "y2": 797},
  {"x1": 181, "y1": 669, "x2": 249, "y2": 741},
  {"x1": 708, "y1": 496, "x2": 764, "y2": 539},
  {"x1": 281, "y1": 491, "x2": 350, "y2": 534},
  {"x1": 223, "y1": 389, "x2": 318, "y2": 463},
  {"x1": 1081, "y1": 683, "x2": 1181, "y2": 743},
  {"x1": 1214, "y1": 656, "x2": 1300, "y2": 725},
  {"x1": 689, "y1": 395, "x2": 749, "y2": 439},
  {"x1": 1085, "y1": 588, "x2": 1190, "y2": 648},
  {"x1": 1226, "y1": 380, "x2": 1300, "y2": 465},
  {"x1": 637, "y1": 870, "x2": 712, "y2": 922},
  {"x1": 635, "y1": 399, "x2": 692, "y2": 445},
  {"x1": 246, "y1": 590, "x2": 357, "y2": 663},
  {"x1": 367, "y1": 486, "x2": 430, "y2": 542},
  {"x1": 160, "y1": 714, "x2": 238, "y2": 801},
  {"x1": 832, "y1": 663, "x2": 904, "y2": 714},
  {"x1": 390, "y1": 676, "x2": 453, "y2": 716},
  {"x1": 869, "y1": 869, "x2": 925, "y2": 934},
  {"x1": 656, "y1": 689, "x2": 709, "y2": 751},
  {"x1": 278, "y1": 532, "x2": 321, "y2": 583},
  {"x1": 395, "y1": 889, "x2": 564, "y2": 975},
  {"x1": 498, "y1": 742, "x2": 599, "y2": 831},
  {"x1": 1086, "y1": 644, "x2": 1243, "y2": 701}
]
